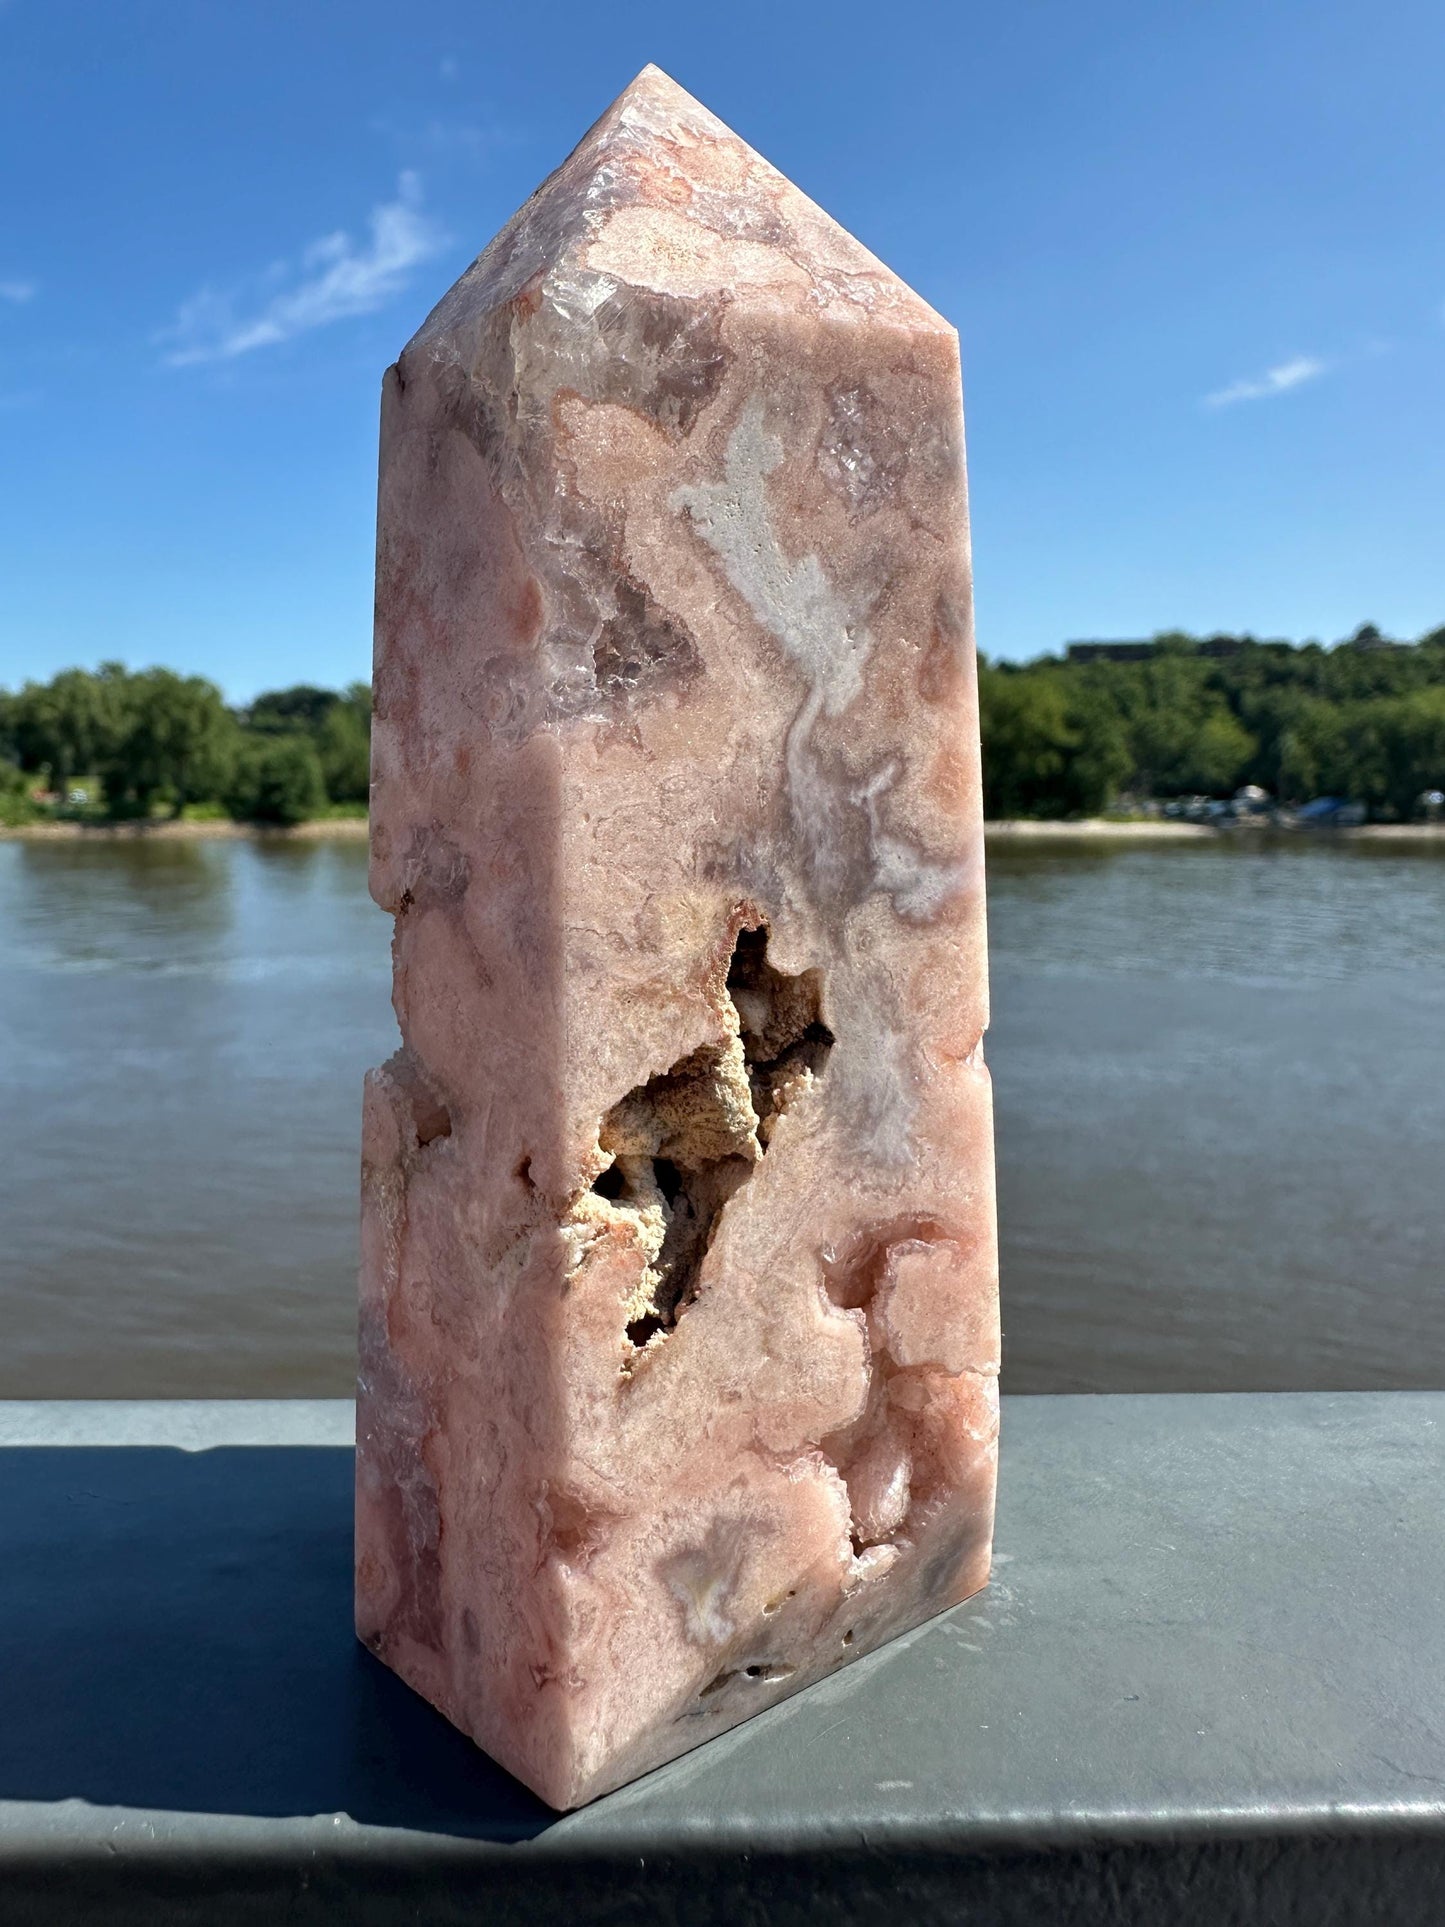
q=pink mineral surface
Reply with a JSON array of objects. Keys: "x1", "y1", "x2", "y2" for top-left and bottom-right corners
[{"x1": 356, "y1": 63, "x2": 999, "y2": 1810}]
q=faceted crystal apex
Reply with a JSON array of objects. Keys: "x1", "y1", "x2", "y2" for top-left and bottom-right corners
[{"x1": 407, "y1": 63, "x2": 952, "y2": 356}]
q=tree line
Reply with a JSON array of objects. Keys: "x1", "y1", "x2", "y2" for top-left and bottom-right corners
[
  {"x1": 0, "y1": 665, "x2": 371, "y2": 827},
  {"x1": 4, "y1": 623, "x2": 1444, "y2": 828},
  {"x1": 979, "y1": 623, "x2": 1445, "y2": 820}
]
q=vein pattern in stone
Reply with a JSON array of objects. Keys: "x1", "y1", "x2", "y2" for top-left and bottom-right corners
[{"x1": 357, "y1": 62, "x2": 998, "y2": 1810}]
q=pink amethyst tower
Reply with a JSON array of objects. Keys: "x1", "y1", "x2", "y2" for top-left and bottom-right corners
[{"x1": 357, "y1": 64, "x2": 999, "y2": 1810}]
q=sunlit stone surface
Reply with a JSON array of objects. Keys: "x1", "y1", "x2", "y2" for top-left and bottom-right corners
[{"x1": 357, "y1": 63, "x2": 998, "y2": 1810}]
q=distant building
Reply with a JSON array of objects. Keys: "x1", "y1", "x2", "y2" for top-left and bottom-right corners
[
  {"x1": 1065, "y1": 636, "x2": 1246, "y2": 664},
  {"x1": 1339, "y1": 624, "x2": 1409, "y2": 653},
  {"x1": 1065, "y1": 641, "x2": 1156, "y2": 663}
]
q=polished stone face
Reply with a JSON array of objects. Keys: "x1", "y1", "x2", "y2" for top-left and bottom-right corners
[{"x1": 356, "y1": 63, "x2": 998, "y2": 1811}]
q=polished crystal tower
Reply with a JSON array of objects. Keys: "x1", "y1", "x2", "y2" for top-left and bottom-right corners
[{"x1": 357, "y1": 64, "x2": 998, "y2": 1810}]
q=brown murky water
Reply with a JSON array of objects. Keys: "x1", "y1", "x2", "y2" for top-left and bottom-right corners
[{"x1": 2, "y1": 834, "x2": 1441, "y2": 1397}]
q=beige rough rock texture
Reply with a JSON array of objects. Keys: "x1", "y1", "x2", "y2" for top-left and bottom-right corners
[{"x1": 357, "y1": 63, "x2": 999, "y2": 1811}]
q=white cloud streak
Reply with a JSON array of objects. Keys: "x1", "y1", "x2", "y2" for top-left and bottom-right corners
[
  {"x1": 158, "y1": 173, "x2": 448, "y2": 367},
  {"x1": 1204, "y1": 355, "x2": 1328, "y2": 409},
  {"x1": 0, "y1": 279, "x2": 36, "y2": 303}
]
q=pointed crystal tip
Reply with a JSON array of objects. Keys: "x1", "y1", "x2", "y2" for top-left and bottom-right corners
[{"x1": 407, "y1": 63, "x2": 949, "y2": 354}]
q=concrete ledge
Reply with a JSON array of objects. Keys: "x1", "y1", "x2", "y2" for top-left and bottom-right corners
[{"x1": 2, "y1": 1392, "x2": 1442, "y2": 1924}]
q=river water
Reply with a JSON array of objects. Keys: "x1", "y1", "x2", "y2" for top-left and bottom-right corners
[{"x1": 1, "y1": 834, "x2": 1441, "y2": 1397}]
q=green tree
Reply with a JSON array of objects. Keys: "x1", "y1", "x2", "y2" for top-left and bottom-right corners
[
  {"x1": 1380, "y1": 689, "x2": 1445, "y2": 817},
  {"x1": 248, "y1": 685, "x2": 340, "y2": 734},
  {"x1": 11, "y1": 663, "x2": 130, "y2": 795},
  {"x1": 978, "y1": 663, "x2": 1130, "y2": 817},
  {"x1": 1279, "y1": 700, "x2": 1361, "y2": 802},
  {"x1": 226, "y1": 733, "x2": 327, "y2": 825},
  {"x1": 0, "y1": 758, "x2": 39, "y2": 827},
  {"x1": 1105, "y1": 654, "x2": 1256, "y2": 796},
  {"x1": 97, "y1": 669, "x2": 235, "y2": 817},
  {"x1": 315, "y1": 682, "x2": 371, "y2": 803},
  {"x1": 1276, "y1": 695, "x2": 1439, "y2": 817}
]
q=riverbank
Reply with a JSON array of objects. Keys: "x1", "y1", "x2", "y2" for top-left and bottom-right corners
[
  {"x1": 987, "y1": 819, "x2": 1445, "y2": 844},
  {"x1": 0, "y1": 815, "x2": 370, "y2": 841},
  {"x1": 987, "y1": 818, "x2": 1210, "y2": 840},
  {"x1": 5, "y1": 814, "x2": 1443, "y2": 846}
]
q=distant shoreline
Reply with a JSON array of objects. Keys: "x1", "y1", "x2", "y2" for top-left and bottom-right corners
[
  {"x1": 0, "y1": 817, "x2": 370, "y2": 842},
  {"x1": 4, "y1": 815, "x2": 1442, "y2": 846},
  {"x1": 986, "y1": 818, "x2": 1210, "y2": 840},
  {"x1": 986, "y1": 819, "x2": 1445, "y2": 843}
]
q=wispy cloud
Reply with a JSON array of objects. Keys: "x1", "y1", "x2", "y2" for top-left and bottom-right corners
[
  {"x1": 157, "y1": 173, "x2": 448, "y2": 367},
  {"x1": 0, "y1": 279, "x2": 36, "y2": 304},
  {"x1": 1203, "y1": 355, "x2": 1328, "y2": 409},
  {"x1": 369, "y1": 111, "x2": 509, "y2": 164}
]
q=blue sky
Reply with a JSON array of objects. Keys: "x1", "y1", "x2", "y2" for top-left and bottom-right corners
[{"x1": 2, "y1": 0, "x2": 1442, "y2": 699}]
